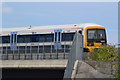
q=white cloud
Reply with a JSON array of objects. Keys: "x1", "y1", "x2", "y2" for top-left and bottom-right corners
[{"x1": 2, "y1": 2, "x2": 13, "y2": 14}]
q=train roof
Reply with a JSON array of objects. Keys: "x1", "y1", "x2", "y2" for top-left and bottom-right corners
[{"x1": 1, "y1": 23, "x2": 102, "y2": 36}]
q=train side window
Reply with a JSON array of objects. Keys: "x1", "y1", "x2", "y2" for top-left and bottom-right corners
[
  {"x1": 18, "y1": 35, "x2": 25, "y2": 43},
  {"x1": 25, "y1": 35, "x2": 30, "y2": 43},
  {"x1": 63, "y1": 33, "x2": 74, "y2": 41},
  {"x1": 39, "y1": 35, "x2": 45, "y2": 42},
  {"x1": 30, "y1": 35, "x2": 39, "y2": 42},
  {"x1": 46, "y1": 34, "x2": 53, "y2": 42},
  {"x1": 2, "y1": 36, "x2": 10, "y2": 43}
]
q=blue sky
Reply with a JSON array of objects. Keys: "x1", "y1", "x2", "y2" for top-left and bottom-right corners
[{"x1": 2, "y1": 2, "x2": 118, "y2": 44}]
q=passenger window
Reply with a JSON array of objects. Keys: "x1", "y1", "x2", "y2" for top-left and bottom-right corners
[
  {"x1": 39, "y1": 35, "x2": 45, "y2": 42},
  {"x1": 46, "y1": 34, "x2": 53, "y2": 42},
  {"x1": 30, "y1": 35, "x2": 39, "y2": 42},
  {"x1": 18, "y1": 36, "x2": 25, "y2": 43},
  {"x1": 2, "y1": 36, "x2": 10, "y2": 43}
]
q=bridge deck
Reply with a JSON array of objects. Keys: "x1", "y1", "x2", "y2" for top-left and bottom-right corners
[{"x1": 0, "y1": 60, "x2": 68, "y2": 69}]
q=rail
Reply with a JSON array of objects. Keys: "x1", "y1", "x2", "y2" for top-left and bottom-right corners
[{"x1": 1, "y1": 41, "x2": 72, "y2": 60}]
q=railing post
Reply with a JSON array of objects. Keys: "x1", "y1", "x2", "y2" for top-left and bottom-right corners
[
  {"x1": 56, "y1": 43, "x2": 58, "y2": 59},
  {"x1": 25, "y1": 43, "x2": 27, "y2": 60},
  {"x1": 64, "y1": 41, "x2": 66, "y2": 59},
  {"x1": 37, "y1": 43, "x2": 39, "y2": 60},
  {"x1": 18, "y1": 43, "x2": 20, "y2": 60},
  {"x1": 50, "y1": 42, "x2": 52, "y2": 59},
  {"x1": 1, "y1": 44, "x2": 3, "y2": 60},
  {"x1": 13, "y1": 48, "x2": 14, "y2": 60},
  {"x1": 30, "y1": 43, "x2": 32, "y2": 60},
  {"x1": 6, "y1": 44, "x2": 8, "y2": 60},
  {"x1": 43, "y1": 42, "x2": 45, "y2": 59}
]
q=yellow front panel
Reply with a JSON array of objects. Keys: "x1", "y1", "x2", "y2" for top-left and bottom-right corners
[
  {"x1": 84, "y1": 26, "x2": 106, "y2": 52},
  {"x1": 94, "y1": 43, "x2": 102, "y2": 47}
]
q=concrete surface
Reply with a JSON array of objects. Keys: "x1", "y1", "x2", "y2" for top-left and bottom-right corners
[
  {"x1": 0, "y1": 60, "x2": 68, "y2": 69},
  {"x1": 74, "y1": 61, "x2": 115, "y2": 78},
  {"x1": 85, "y1": 61, "x2": 118, "y2": 76}
]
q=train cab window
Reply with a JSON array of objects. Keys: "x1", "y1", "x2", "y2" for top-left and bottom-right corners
[
  {"x1": 97, "y1": 29, "x2": 105, "y2": 39},
  {"x1": 87, "y1": 29, "x2": 106, "y2": 40},
  {"x1": 88, "y1": 29, "x2": 97, "y2": 39}
]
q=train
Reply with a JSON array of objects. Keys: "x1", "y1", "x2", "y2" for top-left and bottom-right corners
[{"x1": 0, "y1": 23, "x2": 107, "y2": 52}]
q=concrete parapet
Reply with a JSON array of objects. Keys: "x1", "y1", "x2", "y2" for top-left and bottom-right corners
[
  {"x1": 0, "y1": 60, "x2": 68, "y2": 69},
  {"x1": 85, "y1": 61, "x2": 118, "y2": 76},
  {"x1": 65, "y1": 60, "x2": 118, "y2": 79},
  {"x1": 75, "y1": 61, "x2": 115, "y2": 78}
]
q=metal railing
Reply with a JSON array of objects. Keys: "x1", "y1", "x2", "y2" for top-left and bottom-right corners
[{"x1": 1, "y1": 41, "x2": 72, "y2": 60}]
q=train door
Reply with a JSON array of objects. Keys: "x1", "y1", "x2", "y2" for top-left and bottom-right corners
[
  {"x1": 10, "y1": 32, "x2": 17, "y2": 50},
  {"x1": 54, "y1": 30, "x2": 62, "y2": 50}
]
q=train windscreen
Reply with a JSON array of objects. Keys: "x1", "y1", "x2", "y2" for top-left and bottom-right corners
[{"x1": 87, "y1": 29, "x2": 106, "y2": 41}]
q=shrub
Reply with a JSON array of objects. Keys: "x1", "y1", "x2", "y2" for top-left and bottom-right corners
[
  {"x1": 87, "y1": 45, "x2": 120, "y2": 79},
  {"x1": 87, "y1": 45, "x2": 119, "y2": 61}
]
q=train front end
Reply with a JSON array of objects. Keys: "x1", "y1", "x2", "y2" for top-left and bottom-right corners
[{"x1": 84, "y1": 26, "x2": 107, "y2": 52}]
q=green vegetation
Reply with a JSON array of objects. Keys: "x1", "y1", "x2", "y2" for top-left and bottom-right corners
[
  {"x1": 88, "y1": 45, "x2": 119, "y2": 61},
  {"x1": 117, "y1": 69, "x2": 120, "y2": 80},
  {"x1": 87, "y1": 45, "x2": 120, "y2": 79}
]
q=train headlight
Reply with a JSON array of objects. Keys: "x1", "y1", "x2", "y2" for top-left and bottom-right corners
[
  {"x1": 102, "y1": 43, "x2": 106, "y2": 45},
  {"x1": 87, "y1": 43, "x2": 94, "y2": 46}
]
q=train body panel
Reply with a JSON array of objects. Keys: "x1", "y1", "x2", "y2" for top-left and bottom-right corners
[{"x1": 1, "y1": 23, "x2": 107, "y2": 52}]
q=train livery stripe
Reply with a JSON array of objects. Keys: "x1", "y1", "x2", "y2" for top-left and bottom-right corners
[{"x1": 1, "y1": 27, "x2": 83, "y2": 34}]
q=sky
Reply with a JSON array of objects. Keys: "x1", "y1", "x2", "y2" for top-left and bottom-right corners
[{"x1": 2, "y1": 2, "x2": 118, "y2": 45}]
